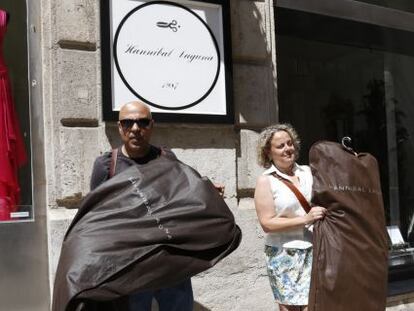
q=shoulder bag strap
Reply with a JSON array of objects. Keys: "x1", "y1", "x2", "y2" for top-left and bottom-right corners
[
  {"x1": 109, "y1": 148, "x2": 118, "y2": 179},
  {"x1": 271, "y1": 172, "x2": 312, "y2": 214}
]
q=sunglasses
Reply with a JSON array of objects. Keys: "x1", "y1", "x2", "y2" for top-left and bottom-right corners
[{"x1": 119, "y1": 118, "x2": 152, "y2": 130}]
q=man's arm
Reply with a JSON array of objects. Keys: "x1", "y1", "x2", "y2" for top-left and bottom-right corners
[{"x1": 90, "y1": 153, "x2": 111, "y2": 191}]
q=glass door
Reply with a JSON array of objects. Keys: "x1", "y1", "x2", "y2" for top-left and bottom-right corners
[{"x1": 275, "y1": 7, "x2": 414, "y2": 287}]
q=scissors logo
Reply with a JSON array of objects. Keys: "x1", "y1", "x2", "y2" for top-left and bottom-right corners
[{"x1": 156, "y1": 20, "x2": 180, "y2": 32}]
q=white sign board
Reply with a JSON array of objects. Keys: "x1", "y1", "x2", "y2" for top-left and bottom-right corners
[{"x1": 102, "y1": 0, "x2": 233, "y2": 122}]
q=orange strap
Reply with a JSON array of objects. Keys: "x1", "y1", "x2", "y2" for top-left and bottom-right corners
[{"x1": 271, "y1": 172, "x2": 312, "y2": 214}]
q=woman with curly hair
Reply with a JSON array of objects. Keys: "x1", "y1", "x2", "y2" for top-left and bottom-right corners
[{"x1": 254, "y1": 123, "x2": 326, "y2": 311}]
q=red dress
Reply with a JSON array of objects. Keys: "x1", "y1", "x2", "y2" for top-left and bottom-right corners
[{"x1": 0, "y1": 9, "x2": 27, "y2": 220}]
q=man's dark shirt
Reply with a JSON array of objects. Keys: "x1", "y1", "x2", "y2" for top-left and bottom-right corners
[{"x1": 90, "y1": 145, "x2": 162, "y2": 190}]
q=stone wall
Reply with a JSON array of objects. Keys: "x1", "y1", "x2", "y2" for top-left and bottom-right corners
[
  {"x1": 44, "y1": 0, "x2": 279, "y2": 310},
  {"x1": 387, "y1": 293, "x2": 414, "y2": 310}
]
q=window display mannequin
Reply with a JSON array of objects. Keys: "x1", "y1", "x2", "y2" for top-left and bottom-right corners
[{"x1": 0, "y1": 9, "x2": 27, "y2": 221}]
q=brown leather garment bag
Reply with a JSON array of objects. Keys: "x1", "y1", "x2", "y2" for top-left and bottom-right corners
[
  {"x1": 308, "y1": 141, "x2": 388, "y2": 311},
  {"x1": 52, "y1": 155, "x2": 241, "y2": 311}
]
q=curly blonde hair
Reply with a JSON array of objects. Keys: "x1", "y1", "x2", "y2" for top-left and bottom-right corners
[{"x1": 257, "y1": 123, "x2": 301, "y2": 168}]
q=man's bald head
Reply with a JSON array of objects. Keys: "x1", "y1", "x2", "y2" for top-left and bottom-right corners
[
  {"x1": 119, "y1": 101, "x2": 152, "y2": 120},
  {"x1": 118, "y1": 100, "x2": 154, "y2": 158}
]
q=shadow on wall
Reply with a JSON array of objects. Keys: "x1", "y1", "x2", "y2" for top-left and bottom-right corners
[
  {"x1": 150, "y1": 300, "x2": 211, "y2": 311},
  {"x1": 194, "y1": 301, "x2": 211, "y2": 310},
  {"x1": 230, "y1": 0, "x2": 275, "y2": 128},
  {"x1": 105, "y1": 123, "x2": 236, "y2": 150}
]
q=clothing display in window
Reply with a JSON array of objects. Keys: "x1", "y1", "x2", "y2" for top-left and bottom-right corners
[
  {"x1": 0, "y1": 9, "x2": 27, "y2": 221},
  {"x1": 308, "y1": 141, "x2": 388, "y2": 311}
]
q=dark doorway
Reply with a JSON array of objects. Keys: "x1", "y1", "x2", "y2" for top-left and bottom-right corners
[{"x1": 275, "y1": 7, "x2": 414, "y2": 288}]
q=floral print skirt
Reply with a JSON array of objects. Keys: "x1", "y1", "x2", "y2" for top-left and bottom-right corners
[{"x1": 264, "y1": 245, "x2": 312, "y2": 306}]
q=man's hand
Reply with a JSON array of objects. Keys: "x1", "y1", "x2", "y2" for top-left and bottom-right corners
[{"x1": 213, "y1": 183, "x2": 225, "y2": 197}]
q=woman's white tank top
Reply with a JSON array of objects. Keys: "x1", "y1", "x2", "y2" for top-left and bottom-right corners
[{"x1": 262, "y1": 163, "x2": 313, "y2": 247}]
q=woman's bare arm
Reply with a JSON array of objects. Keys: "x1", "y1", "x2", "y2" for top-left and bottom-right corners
[{"x1": 254, "y1": 175, "x2": 326, "y2": 233}]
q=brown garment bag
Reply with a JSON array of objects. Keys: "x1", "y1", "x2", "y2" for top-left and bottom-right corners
[
  {"x1": 52, "y1": 155, "x2": 241, "y2": 311},
  {"x1": 308, "y1": 141, "x2": 388, "y2": 311}
]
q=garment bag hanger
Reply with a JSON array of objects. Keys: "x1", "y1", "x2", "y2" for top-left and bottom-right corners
[{"x1": 341, "y1": 136, "x2": 358, "y2": 156}]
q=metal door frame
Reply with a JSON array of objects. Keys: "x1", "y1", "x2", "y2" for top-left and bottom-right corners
[{"x1": 276, "y1": 0, "x2": 414, "y2": 33}]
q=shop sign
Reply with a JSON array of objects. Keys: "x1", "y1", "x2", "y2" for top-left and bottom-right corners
[{"x1": 101, "y1": 0, "x2": 233, "y2": 123}]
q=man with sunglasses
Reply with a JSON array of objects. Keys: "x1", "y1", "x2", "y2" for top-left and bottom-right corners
[{"x1": 90, "y1": 101, "x2": 193, "y2": 310}]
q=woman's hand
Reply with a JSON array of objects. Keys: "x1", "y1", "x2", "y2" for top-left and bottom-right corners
[{"x1": 304, "y1": 206, "x2": 327, "y2": 224}]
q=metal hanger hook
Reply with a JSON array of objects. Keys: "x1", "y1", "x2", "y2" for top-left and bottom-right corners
[{"x1": 341, "y1": 136, "x2": 357, "y2": 155}]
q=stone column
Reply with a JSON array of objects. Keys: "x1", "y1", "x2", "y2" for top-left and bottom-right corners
[{"x1": 43, "y1": 0, "x2": 110, "y2": 291}]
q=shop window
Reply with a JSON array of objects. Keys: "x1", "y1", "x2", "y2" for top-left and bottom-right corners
[
  {"x1": 275, "y1": 7, "x2": 414, "y2": 290},
  {"x1": 0, "y1": 1, "x2": 32, "y2": 222}
]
